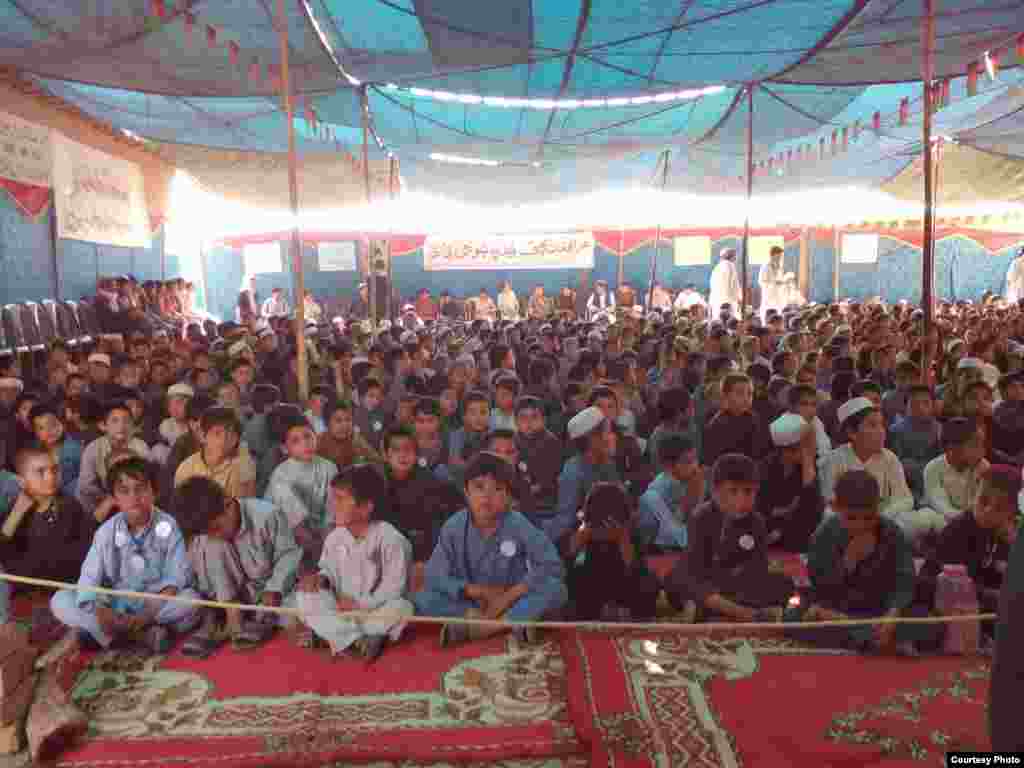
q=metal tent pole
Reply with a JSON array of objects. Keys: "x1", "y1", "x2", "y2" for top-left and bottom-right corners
[
  {"x1": 648, "y1": 150, "x2": 670, "y2": 310},
  {"x1": 921, "y1": 0, "x2": 937, "y2": 384},
  {"x1": 740, "y1": 83, "x2": 755, "y2": 320},
  {"x1": 386, "y1": 154, "x2": 397, "y2": 322},
  {"x1": 275, "y1": 0, "x2": 307, "y2": 401},
  {"x1": 361, "y1": 86, "x2": 375, "y2": 328}
]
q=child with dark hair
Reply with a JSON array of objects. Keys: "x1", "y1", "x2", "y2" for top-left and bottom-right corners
[
  {"x1": 175, "y1": 407, "x2": 257, "y2": 499},
  {"x1": 414, "y1": 452, "x2": 567, "y2": 647},
  {"x1": 296, "y1": 465, "x2": 414, "y2": 659},
  {"x1": 485, "y1": 429, "x2": 536, "y2": 520},
  {"x1": 920, "y1": 465, "x2": 1019, "y2": 633},
  {"x1": 446, "y1": 389, "x2": 491, "y2": 483},
  {"x1": 786, "y1": 470, "x2": 942, "y2": 654},
  {"x1": 922, "y1": 417, "x2": 988, "y2": 533},
  {"x1": 380, "y1": 428, "x2": 464, "y2": 560},
  {"x1": 757, "y1": 414, "x2": 824, "y2": 552},
  {"x1": 242, "y1": 384, "x2": 282, "y2": 468},
  {"x1": 555, "y1": 407, "x2": 619, "y2": 544},
  {"x1": 563, "y1": 482, "x2": 660, "y2": 621},
  {"x1": 665, "y1": 453, "x2": 794, "y2": 623},
  {"x1": 649, "y1": 386, "x2": 698, "y2": 469},
  {"x1": 637, "y1": 433, "x2": 702, "y2": 553},
  {"x1": 514, "y1": 396, "x2": 564, "y2": 526},
  {"x1": 266, "y1": 415, "x2": 338, "y2": 564},
  {"x1": 0, "y1": 446, "x2": 94, "y2": 587},
  {"x1": 413, "y1": 397, "x2": 449, "y2": 473},
  {"x1": 490, "y1": 375, "x2": 519, "y2": 432},
  {"x1": 52, "y1": 458, "x2": 200, "y2": 654},
  {"x1": 78, "y1": 399, "x2": 152, "y2": 523},
  {"x1": 29, "y1": 401, "x2": 83, "y2": 498},
  {"x1": 175, "y1": 476, "x2": 301, "y2": 656},
  {"x1": 888, "y1": 384, "x2": 941, "y2": 499},
  {"x1": 159, "y1": 393, "x2": 215, "y2": 510},
  {"x1": 305, "y1": 385, "x2": 333, "y2": 435},
  {"x1": 354, "y1": 376, "x2": 389, "y2": 452},
  {"x1": 317, "y1": 399, "x2": 382, "y2": 469},
  {"x1": 702, "y1": 374, "x2": 770, "y2": 469}
]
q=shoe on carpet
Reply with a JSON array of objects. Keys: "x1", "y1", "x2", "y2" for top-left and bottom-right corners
[
  {"x1": 440, "y1": 622, "x2": 470, "y2": 648},
  {"x1": 140, "y1": 625, "x2": 174, "y2": 655},
  {"x1": 359, "y1": 635, "x2": 386, "y2": 662}
]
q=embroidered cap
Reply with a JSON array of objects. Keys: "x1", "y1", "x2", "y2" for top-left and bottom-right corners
[
  {"x1": 167, "y1": 383, "x2": 195, "y2": 399},
  {"x1": 770, "y1": 413, "x2": 806, "y2": 447},
  {"x1": 837, "y1": 396, "x2": 874, "y2": 425},
  {"x1": 567, "y1": 406, "x2": 606, "y2": 440}
]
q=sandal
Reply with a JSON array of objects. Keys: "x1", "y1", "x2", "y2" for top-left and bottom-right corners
[{"x1": 182, "y1": 631, "x2": 225, "y2": 659}]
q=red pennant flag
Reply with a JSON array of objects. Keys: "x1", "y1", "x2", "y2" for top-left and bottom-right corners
[
  {"x1": 898, "y1": 98, "x2": 909, "y2": 125},
  {"x1": 989, "y1": 50, "x2": 1001, "y2": 78},
  {"x1": 151, "y1": 0, "x2": 166, "y2": 20},
  {"x1": 841, "y1": 126, "x2": 849, "y2": 150},
  {"x1": 818, "y1": 137, "x2": 826, "y2": 159},
  {"x1": 248, "y1": 58, "x2": 261, "y2": 82},
  {"x1": 853, "y1": 119, "x2": 862, "y2": 140},
  {"x1": 967, "y1": 61, "x2": 979, "y2": 96},
  {"x1": 941, "y1": 78, "x2": 951, "y2": 107},
  {"x1": 1018, "y1": 33, "x2": 1024, "y2": 59},
  {"x1": 872, "y1": 111, "x2": 881, "y2": 132},
  {"x1": 228, "y1": 41, "x2": 240, "y2": 66},
  {"x1": 183, "y1": 11, "x2": 195, "y2": 44},
  {"x1": 830, "y1": 130, "x2": 838, "y2": 154},
  {"x1": 206, "y1": 25, "x2": 217, "y2": 48}
]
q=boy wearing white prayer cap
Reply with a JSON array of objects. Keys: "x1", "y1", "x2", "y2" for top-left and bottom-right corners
[
  {"x1": 552, "y1": 407, "x2": 619, "y2": 544},
  {"x1": 819, "y1": 397, "x2": 936, "y2": 540},
  {"x1": 755, "y1": 413, "x2": 824, "y2": 552}
]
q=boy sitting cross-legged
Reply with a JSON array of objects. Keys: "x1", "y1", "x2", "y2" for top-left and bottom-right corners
[
  {"x1": 414, "y1": 452, "x2": 567, "y2": 647},
  {"x1": 173, "y1": 477, "x2": 302, "y2": 657},
  {"x1": 295, "y1": 464, "x2": 414, "y2": 660},
  {"x1": 51, "y1": 457, "x2": 200, "y2": 654}
]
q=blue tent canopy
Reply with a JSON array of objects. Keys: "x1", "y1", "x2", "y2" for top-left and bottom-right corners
[{"x1": 1, "y1": 0, "x2": 1022, "y2": 204}]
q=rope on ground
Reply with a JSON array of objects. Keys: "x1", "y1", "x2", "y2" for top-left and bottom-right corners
[{"x1": 0, "y1": 572, "x2": 996, "y2": 631}]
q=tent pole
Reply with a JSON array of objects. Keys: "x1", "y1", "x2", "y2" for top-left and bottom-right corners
[
  {"x1": 648, "y1": 150, "x2": 670, "y2": 310},
  {"x1": 921, "y1": 0, "x2": 936, "y2": 384},
  {"x1": 361, "y1": 86, "x2": 375, "y2": 329},
  {"x1": 275, "y1": 0, "x2": 307, "y2": 401},
  {"x1": 617, "y1": 226, "x2": 625, "y2": 287},
  {"x1": 386, "y1": 154, "x2": 396, "y2": 322},
  {"x1": 740, "y1": 83, "x2": 755, "y2": 321}
]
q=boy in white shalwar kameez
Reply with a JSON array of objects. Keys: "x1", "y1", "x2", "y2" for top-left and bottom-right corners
[{"x1": 297, "y1": 464, "x2": 413, "y2": 661}]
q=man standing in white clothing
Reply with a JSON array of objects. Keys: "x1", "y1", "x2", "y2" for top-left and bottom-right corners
[
  {"x1": 708, "y1": 248, "x2": 741, "y2": 318},
  {"x1": 758, "y1": 245, "x2": 793, "y2": 321},
  {"x1": 1005, "y1": 247, "x2": 1024, "y2": 303}
]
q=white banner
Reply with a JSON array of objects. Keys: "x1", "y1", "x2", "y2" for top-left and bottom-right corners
[
  {"x1": 52, "y1": 134, "x2": 149, "y2": 247},
  {"x1": 0, "y1": 111, "x2": 51, "y2": 188},
  {"x1": 841, "y1": 233, "x2": 879, "y2": 263},
  {"x1": 424, "y1": 232, "x2": 594, "y2": 271},
  {"x1": 317, "y1": 241, "x2": 357, "y2": 271}
]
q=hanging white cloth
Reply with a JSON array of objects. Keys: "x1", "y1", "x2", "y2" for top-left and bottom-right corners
[{"x1": 1006, "y1": 256, "x2": 1024, "y2": 303}]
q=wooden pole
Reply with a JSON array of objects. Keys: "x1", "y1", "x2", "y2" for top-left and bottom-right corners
[
  {"x1": 648, "y1": 150, "x2": 670, "y2": 310},
  {"x1": 617, "y1": 227, "x2": 625, "y2": 287},
  {"x1": 921, "y1": 0, "x2": 937, "y2": 384},
  {"x1": 740, "y1": 84, "x2": 755, "y2": 320},
  {"x1": 832, "y1": 226, "x2": 840, "y2": 301},
  {"x1": 386, "y1": 154, "x2": 397, "y2": 322},
  {"x1": 275, "y1": 0, "x2": 307, "y2": 401},
  {"x1": 361, "y1": 86, "x2": 374, "y2": 328},
  {"x1": 798, "y1": 226, "x2": 810, "y2": 299}
]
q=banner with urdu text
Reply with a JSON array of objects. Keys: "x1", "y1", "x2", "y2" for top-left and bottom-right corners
[
  {"x1": 423, "y1": 232, "x2": 594, "y2": 270},
  {"x1": 52, "y1": 134, "x2": 149, "y2": 248},
  {"x1": 0, "y1": 110, "x2": 52, "y2": 217}
]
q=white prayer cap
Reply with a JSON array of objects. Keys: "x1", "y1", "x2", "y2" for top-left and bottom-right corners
[
  {"x1": 257, "y1": 327, "x2": 275, "y2": 340},
  {"x1": 0, "y1": 377, "x2": 22, "y2": 392},
  {"x1": 87, "y1": 353, "x2": 111, "y2": 367},
  {"x1": 837, "y1": 396, "x2": 874, "y2": 425},
  {"x1": 402, "y1": 303, "x2": 415, "y2": 313},
  {"x1": 567, "y1": 406, "x2": 606, "y2": 440},
  {"x1": 631, "y1": 306, "x2": 644, "y2": 319},
  {"x1": 228, "y1": 340, "x2": 251, "y2": 358},
  {"x1": 167, "y1": 383, "x2": 195, "y2": 399},
  {"x1": 957, "y1": 357, "x2": 983, "y2": 371},
  {"x1": 770, "y1": 413, "x2": 806, "y2": 447},
  {"x1": 349, "y1": 356, "x2": 370, "y2": 372},
  {"x1": 454, "y1": 353, "x2": 477, "y2": 369}
]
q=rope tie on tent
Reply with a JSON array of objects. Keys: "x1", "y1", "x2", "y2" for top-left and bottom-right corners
[{"x1": 0, "y1": 572, "x2": 996, "y2": 632}]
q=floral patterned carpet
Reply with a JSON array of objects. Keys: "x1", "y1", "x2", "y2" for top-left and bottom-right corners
[{"x1": 562, "y1": 628, "x2": 990, "y2": 768}]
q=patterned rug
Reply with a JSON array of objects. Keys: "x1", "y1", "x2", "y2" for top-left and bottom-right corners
[
  {"x1": 561, "y1": 629, "x2": 990, "y2": 768},
  {"x1": 53, "y1": 628, "x2": 583, "y2": 768}
]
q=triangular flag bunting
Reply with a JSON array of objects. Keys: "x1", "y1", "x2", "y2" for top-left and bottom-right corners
[
  {"x1": 151, "y1": 0, "x2": 166, "y2": 20},
  {"x1": 228, "y1": 41, "x2": 240, "y2": 66},
  {"x1": 206, "y1": 25, "x2": 217, "y2": 48}
]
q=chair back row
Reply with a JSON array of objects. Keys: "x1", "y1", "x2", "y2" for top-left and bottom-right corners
[{"x1": 0, "y1": 300, "x2": 99, "y2": 356}]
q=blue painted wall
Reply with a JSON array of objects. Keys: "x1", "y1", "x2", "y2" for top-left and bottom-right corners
[
  {"x1": 197, "y1": 231, "x2": 1024, "y2": 321},
  {"x1": 0, "y1": 191, "x2": 175, "y2": 305}
]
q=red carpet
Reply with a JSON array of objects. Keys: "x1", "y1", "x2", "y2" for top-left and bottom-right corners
[
  {"x1": 54, "y1": 628, "x2": 583, "y2": 768},
  {"x1": 561, "y1": 629, "x2": 990, "y2": 768}
]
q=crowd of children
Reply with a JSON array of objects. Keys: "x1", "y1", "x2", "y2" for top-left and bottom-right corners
[{"x1": 0, "y1": 293, "x2": 1016, "y2": 663}]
